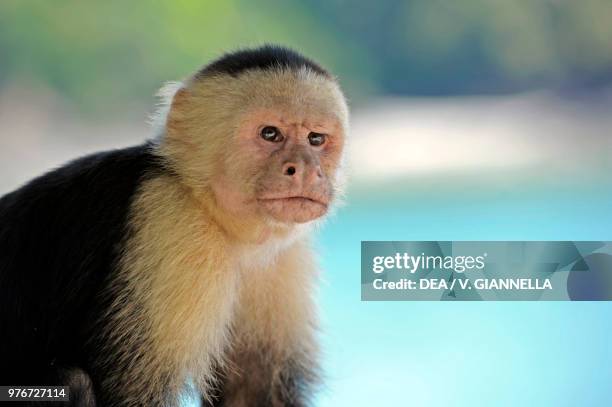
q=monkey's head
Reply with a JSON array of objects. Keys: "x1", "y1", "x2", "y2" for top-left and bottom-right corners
[{"x1": 159, "y1": 46, "x2": 349, "y2": 240}]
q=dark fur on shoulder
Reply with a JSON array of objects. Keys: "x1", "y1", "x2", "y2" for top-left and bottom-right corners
[{"x1": 0, "y1": 144, "x2": 166, "y2": 400}]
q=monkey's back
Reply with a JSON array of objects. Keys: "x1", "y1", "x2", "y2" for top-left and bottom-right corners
[{"x1": 0, "y1": 143, "x2": 165, "y2": 383}]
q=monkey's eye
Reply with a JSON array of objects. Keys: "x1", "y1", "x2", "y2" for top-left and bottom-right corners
[
  {"x1": 308, "y1": 132, "x2": 326, "y2": 146},
  {"x1": 260, "y1": 126, "x2": 284, "y2": 143}
]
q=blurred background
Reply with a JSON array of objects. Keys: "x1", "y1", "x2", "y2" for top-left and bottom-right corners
[{"x1": 1, "y1": 1, "x2": 611, "y2": 406}]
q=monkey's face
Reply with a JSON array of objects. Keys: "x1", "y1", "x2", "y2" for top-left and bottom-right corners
[
  {"x1": 164, "y1": 68, "x2": 348, "y2": 231},
  {"x1": 232, "y1": 108, "x2": 344, "y2": 224}
]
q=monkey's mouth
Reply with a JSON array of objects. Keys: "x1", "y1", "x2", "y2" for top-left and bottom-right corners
[{"x1": 257, "y1": 196, "x2": 329, "y2": 223}]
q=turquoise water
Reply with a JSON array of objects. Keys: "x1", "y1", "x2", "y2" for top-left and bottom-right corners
[
  {"x1": 183, "y1": 166, "x2": 612, "y2": 406},
  {"x1": 316, "y1": 169, "x2": 612, "y2": 406}
]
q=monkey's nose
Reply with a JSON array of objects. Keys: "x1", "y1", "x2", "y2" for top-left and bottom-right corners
[
  {"x1": 283, "y1": 162, "x2": 298, "y2": 176},
  {"x1": 306, "y1": 165, "x2": 324, "y2": 184},
  {"x1": 282, "y1": 162, "x2": 322, "y2": 184}
]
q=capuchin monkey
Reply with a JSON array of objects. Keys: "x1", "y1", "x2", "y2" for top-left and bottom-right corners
[{"x1": 0, "y1": 45, "x2": 348, "y2": 406}]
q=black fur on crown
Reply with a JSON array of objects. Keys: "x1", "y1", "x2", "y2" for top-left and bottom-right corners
[{"x1": 197, "y1": 44, "x2": 330, "y2": 79}]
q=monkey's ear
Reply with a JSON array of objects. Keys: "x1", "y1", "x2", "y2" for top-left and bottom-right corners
[{"x1": 166, "y1": 87, "x2": 192, "y2": 138}]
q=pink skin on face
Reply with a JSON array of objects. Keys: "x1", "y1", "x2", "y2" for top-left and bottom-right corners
[{"x1": 211, "y1": 108, "x2": 344, "y2": 226}]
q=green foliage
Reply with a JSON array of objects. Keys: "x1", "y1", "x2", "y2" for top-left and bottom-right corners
[
  {"x1": 305, "y1": 0, "x2": 612, "y2": 94},
  {"x1": 0, "y1": 0, "x2": 370, "y2": 114},
  {"x1": 1, "y1": 0, "x2": 611, "y2": 114}
]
